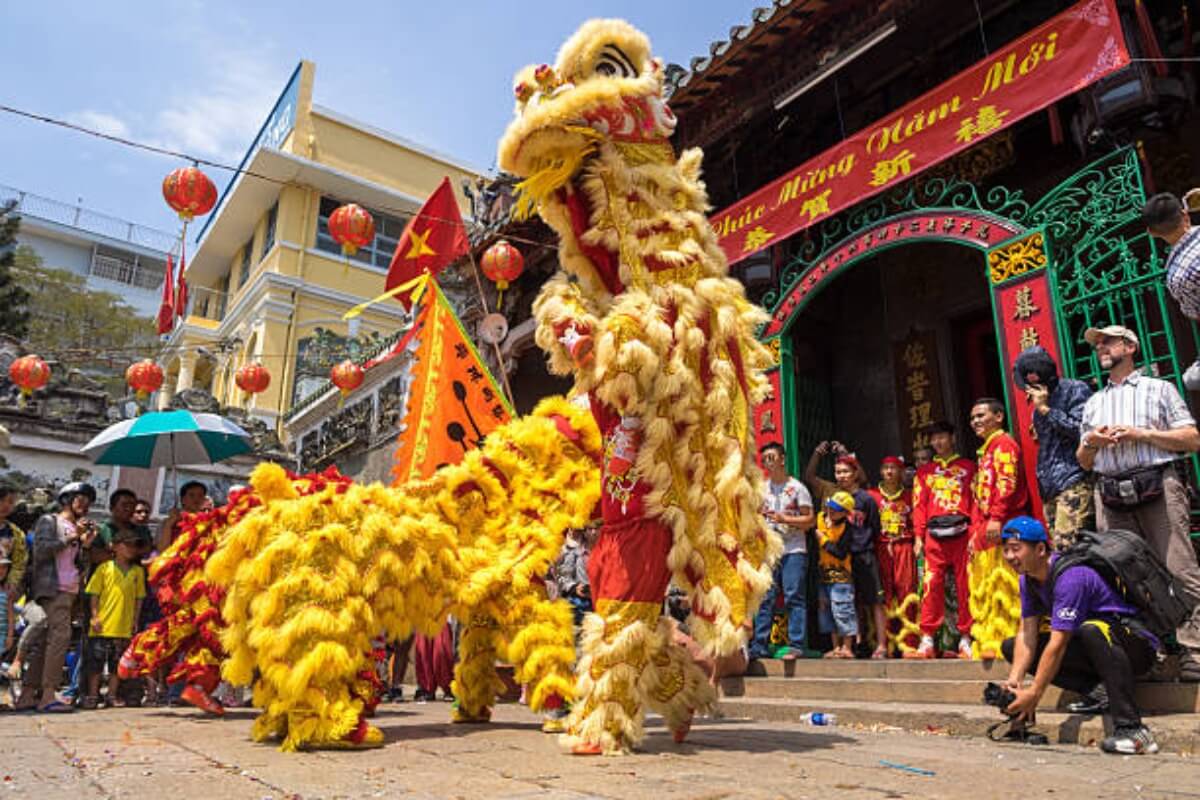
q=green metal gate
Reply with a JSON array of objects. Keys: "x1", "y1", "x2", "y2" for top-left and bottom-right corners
[{"x1": 1038, "y1": 147, "x2": 1196, "y2": 393}]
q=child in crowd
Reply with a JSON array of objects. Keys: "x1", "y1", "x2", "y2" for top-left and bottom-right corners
[
  {"x1": 82, "y1": 529, "x2": 145, "y2": 708},
  {"x1": 552, "y1": 526, "x2": 594, "y2": 626},
  {"x1": 817, "y1": 492, "x2": 858, "y2": 659}
]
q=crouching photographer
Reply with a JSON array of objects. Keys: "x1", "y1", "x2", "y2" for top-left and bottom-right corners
[{"x1": 998, "y1": 516, "x2": 1159, "y2": 755}]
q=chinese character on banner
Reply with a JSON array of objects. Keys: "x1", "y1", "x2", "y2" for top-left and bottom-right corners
[
  {"x1": 902, "y1": 341, "x2": 928, "y2": 370},
  {"x1": 869, "y1": 149, "x2": 916, "y2": 187},
  {"x1": 894, "y1": 331, "x2": 946, "y2": 460},
  {"x1": 1012, "y1": 286, "x2": 1039, "y2": 320},
  {"x1": 1019, "y1": 326, "x2": 1040, "y2": 350}
]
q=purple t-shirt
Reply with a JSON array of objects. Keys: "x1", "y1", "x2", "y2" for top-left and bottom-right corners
[{"x1": 1019, "y1": 554, "x2": 1157, "y2": 648}]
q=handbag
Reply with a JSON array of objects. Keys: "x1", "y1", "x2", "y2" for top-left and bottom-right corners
[
  {"x1": 1098, "y1": 466, "x2": 1165, "y2": 510},
  {"x1": 927, "y1": 513, "x2": 969, "y2": 539}
]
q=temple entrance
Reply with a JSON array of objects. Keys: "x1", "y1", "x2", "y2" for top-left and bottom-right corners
[
  {"x1": 755, "y1": 145, "x2": 1200, "y2": 534},
  {"x1": 786, "y1": 240, "x2": 998, "y2": 468}
]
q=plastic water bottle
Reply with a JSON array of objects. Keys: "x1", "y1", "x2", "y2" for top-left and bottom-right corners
[{"x1": 800, "y1": 712, "x2": 836, "y2": 726}]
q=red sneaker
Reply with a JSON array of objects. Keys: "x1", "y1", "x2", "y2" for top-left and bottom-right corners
[{"x1": 180, "y1": 685, "x2": 224, "y2": 716}]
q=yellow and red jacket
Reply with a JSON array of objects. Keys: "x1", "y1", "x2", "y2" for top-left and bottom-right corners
[
  {"x1": 869, "y1": 484, "x2": 913, "y2": 543},
  {"x1": 912, "y1": 455, "x2": 976, "y2": 542},
  {"x1": 970, "y1": 430, "x2": 1030, "y2": 549}
]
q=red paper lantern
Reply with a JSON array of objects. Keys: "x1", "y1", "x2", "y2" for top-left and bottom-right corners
[
  {"x1": 162, "y1": 167, "x2": 218, "y2": 221},
  {"x1": 330, "y1": 359, "x2": 365, "y2": 399},
  {"x1": 480, "y1": 240, "x2": 525, "y2": 289},
  {"x1": 328, "y1": 203, "x2": 376, "y2": 256},
  {"x1": 126, "y1": 359, "x2": 164, "y2": 402},
  {"x1": 9, "y1": 354, "x2": 50, "y2": 405},
  {"x1": 235, "y1": 362, "x2": 271, "y2": 396}
]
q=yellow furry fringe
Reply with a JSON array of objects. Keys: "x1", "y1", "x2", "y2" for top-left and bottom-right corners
[
  {"x1": 207, "y1": 396, "x2": 601, "y2": 750},
  {"x1": 968, "y1": 546, "x2": 1020, "y2": 658},
  {"x1": 524, "y1": 110, "x2": 781, "y2": 662},
  {"x1": 562, "y1": 612, "x2": 715, "y2": 754}
]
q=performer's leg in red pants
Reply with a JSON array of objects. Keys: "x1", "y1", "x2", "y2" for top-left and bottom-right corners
[
  {"x1": 563, "y1": 519, "x2": 715, "y2": 754},
  {"x1": 919, "y1": 535, "x2": 973, "y2": 639}
]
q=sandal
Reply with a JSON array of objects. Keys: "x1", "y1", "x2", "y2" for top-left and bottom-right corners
[
  {"x1": 871, "y1": 648, "x2": 889, "y2": 660},
  {"x1": 81, "y1": 696, "x2": 99, "y2": 710},
  {"x1": 38, "y1": 700, "x2": 76, "y2": 713}
]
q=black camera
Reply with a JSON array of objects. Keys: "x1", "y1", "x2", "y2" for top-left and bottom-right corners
[{"x1": 983, "y1": 681, "x2": 1016, "y2": 713}]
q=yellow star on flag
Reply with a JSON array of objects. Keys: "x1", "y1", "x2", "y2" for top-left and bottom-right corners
[{"x1": 405, "y1": 228, "x2": 437, "y2": 259}]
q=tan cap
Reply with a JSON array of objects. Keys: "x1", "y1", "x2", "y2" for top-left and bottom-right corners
[{"x1": 1084, "y1": 325, "x2": 1139, "y2": 349}]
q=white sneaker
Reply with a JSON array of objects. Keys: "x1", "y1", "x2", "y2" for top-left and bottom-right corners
[
  {"x1": 1101, "y1": 725, "x2": 1159, "y2": 755},
  {"x1": 957, "y1": 637, "x2": 974, "y2": 660},
  {"x1": 904, "y1": 635, "x2": 936, "y2": 659}
]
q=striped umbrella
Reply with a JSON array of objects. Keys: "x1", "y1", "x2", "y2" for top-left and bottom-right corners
[{"x1": 81, "y1": 409, "x2": 252, "y2": 468}]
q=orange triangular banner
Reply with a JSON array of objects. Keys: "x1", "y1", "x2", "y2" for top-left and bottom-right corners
[{"x1": 391, "y1": 281, "x2": 513, "y2": 483}]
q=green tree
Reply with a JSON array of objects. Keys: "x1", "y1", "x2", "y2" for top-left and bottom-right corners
[
  {"x1": 12, "y1": 246, "x2": 158, "y2": 395},
  {"x1": 0, "y1": 202, "x2": 32, "y2": 338}
]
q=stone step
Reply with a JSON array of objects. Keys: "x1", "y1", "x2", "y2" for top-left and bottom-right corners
[
  {"x1": 748, "y1": 656, "x2": 1006, "y2": 680},
  {"x1": 715, "y1": 697, "x2": 1200, "y2": 755},
  {"x1": 722, "y1": 674, "x2": 1200, "y2": 712}
]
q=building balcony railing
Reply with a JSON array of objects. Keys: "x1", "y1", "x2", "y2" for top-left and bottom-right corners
[
  {"x1": 90, "y1": 252, "x2": 165, "y2": 292},
  {"x1": 1, "y1": 183, "x2": 179, "y2": 255},
  {"x1": 185, "y1": 286, "x2": 228, "y2": 323}
]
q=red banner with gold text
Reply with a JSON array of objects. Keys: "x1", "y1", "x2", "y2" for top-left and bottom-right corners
[{"x1": 711, "y1": 0, "x2": 1130, "y2": 265}]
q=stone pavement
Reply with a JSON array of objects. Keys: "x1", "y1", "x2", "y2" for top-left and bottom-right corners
[{"x1": 3, "y1": 698, "x2": 1199, "y2": 800}]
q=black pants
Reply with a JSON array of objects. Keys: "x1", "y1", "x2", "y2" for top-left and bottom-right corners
[{"x1": 1001, "y1": 620, "x2": 1155, "y2": 730}]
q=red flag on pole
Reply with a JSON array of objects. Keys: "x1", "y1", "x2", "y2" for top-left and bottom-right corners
[
  {"x1": 175, "y1": 240, "x2": 189, "y2": 320},
  {"x1": 385, "y1": 177, "x2": 469, "y2": 306},
  {"x1": 157, "y1": 253, "x2": 176, "y2": 335}
]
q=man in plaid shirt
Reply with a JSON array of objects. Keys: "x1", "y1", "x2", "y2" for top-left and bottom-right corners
[{"x1": 1145, "y1": 191, "x2": 1200, "y2": 388}]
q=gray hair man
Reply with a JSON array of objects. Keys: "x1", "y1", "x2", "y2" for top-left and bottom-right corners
[{"x1": 1076, "y1": 325, "x2": 1200, "y2": 681}]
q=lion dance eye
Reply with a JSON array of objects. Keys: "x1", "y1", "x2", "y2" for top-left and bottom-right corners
[
  {"x1": 514, "y1": 81, "x2": 534, "y2": 103},
  {"x1": 594, "y1": 44, "x2": 638, "y2": 78}
]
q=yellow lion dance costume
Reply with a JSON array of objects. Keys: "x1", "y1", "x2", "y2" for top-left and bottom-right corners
[
  {"x1": 206, "y1": 397, "x2": 601, "y2": 751},
  {"x1": 118, "y1": 487, "x2": 263, "y2": 715},
  {"x1": 499, "y1": 19, "x2": 780, "y2": 754}
]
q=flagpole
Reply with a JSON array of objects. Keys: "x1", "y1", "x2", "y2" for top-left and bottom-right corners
[{"x1": 465, "y1": 250, "x2": 515, "y2": 407}]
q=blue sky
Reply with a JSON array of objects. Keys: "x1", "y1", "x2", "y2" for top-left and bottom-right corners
[{"x1": 1, "y1": 1, "x2": 751, "y2": 237}]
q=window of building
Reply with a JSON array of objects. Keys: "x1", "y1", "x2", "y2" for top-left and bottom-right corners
[
  {"x1": 315, "y1": 195, "x2": 408, "y2": 270},
  {"x1": 261, "y1": 202, "x2": 278, "y2": 261},
  {"x1": 89, "y1": 246, "x2": 165, "y2": 291},
  {"x1": 236, "y1": 241, "x2": 252, "y2": 289}
]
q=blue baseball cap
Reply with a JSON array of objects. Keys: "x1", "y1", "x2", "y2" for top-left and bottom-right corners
[{"x1": 1001, "y1": 516, "x2": 1048, "y2": 543}]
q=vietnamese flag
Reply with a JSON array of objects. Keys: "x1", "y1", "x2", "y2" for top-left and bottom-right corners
[
  {"x1": 157, "y1": 253, "x2": 176, "y2": 335},
  {"x1": 385, "y1": 177, "x2": 469, "y2": 305}
]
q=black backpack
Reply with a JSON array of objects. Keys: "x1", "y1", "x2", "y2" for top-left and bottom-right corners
[{"x1": 1050, "y1": 529, "x2": 1199, "y2": 640}]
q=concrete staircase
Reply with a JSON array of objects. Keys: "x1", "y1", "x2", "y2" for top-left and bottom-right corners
[{"x1": 718, "y1": 658, "x2": 1200, "y2": 753}]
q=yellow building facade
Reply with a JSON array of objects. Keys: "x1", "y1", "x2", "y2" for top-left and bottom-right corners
[{"x1": 159, "y1": 61, "x2": 480, "y2": 435}]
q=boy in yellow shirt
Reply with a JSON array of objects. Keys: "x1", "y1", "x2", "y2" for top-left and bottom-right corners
[
  {"x1": 817, "y1": 492, "x2": 858, "y2": 659},
  {"x1": 83, "y1": 529, "x2": 145, "y2": 708}
]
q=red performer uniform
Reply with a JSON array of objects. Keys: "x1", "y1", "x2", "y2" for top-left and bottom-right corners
[
  {"x1": 912, "y1": 454, "x2": 976, "y2": 638},
  {"x1": 869, "y1": 483, "x2": 916, "y2": 605},
  {"x1": 870, "y1": 477, "x2": 918, "y2": 652},
  {"x1": 586, "y1": 397, "x2": 672, "y2": 621},
  {"x1": 970, "y1": 430, "x2": 1031, "y2": 550}
]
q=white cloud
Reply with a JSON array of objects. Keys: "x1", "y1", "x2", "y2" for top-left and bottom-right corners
[
  {"x1": 66, "y1": 110, "x2": 131, "y2": 139},
  {"x1": 150, "y1": 49, "x2": 284, "y2": 163},
  {"x1": 67, "y1": 46, "x2": 285, "y2": 167}
]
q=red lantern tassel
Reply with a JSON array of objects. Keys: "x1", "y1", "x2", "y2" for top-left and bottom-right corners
[{"x1": 1135, "y1": 0, "x2": 1168, "y2": 77}]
